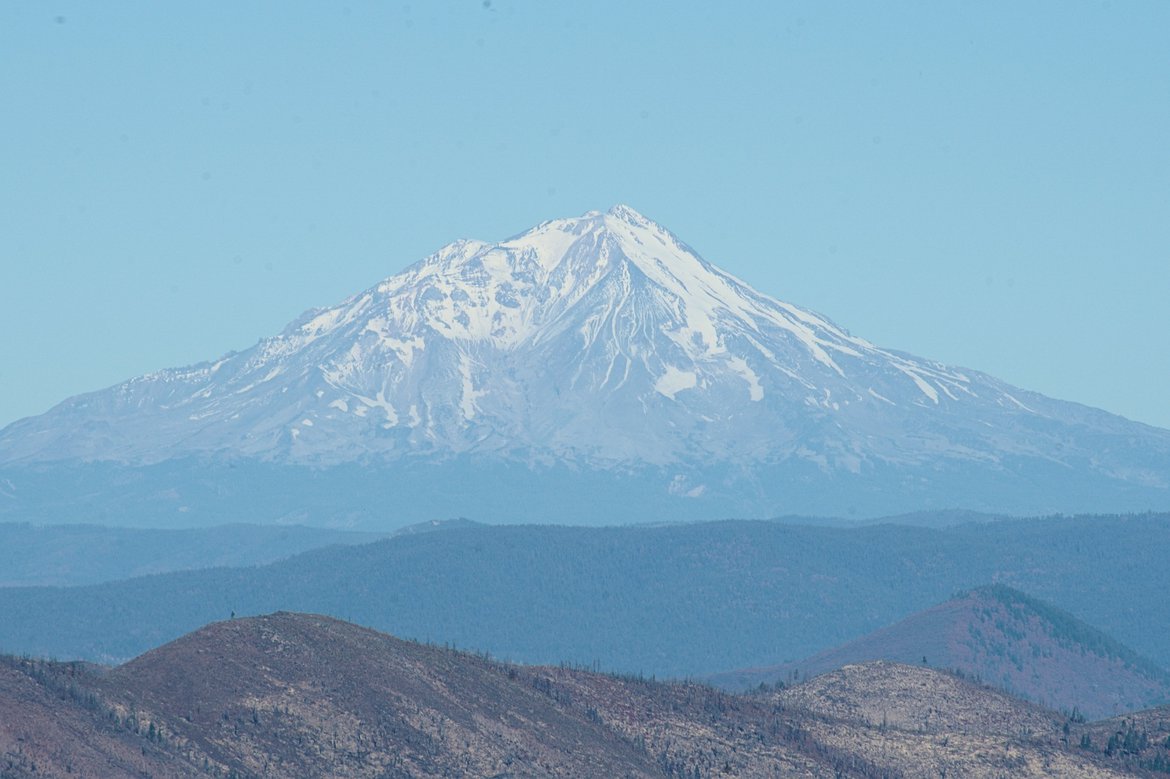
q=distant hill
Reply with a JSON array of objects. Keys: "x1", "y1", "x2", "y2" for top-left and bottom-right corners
[
  {"x1": 3, "y1": 515, "x2": 1170, "y2": 678},
  {"x1": 0, "y1": 613, "x2": 1135, "y2": 778},
  {"x1": 711, "y1": 585, "x2": 1170, "y2": 719},
  {"x1": 0, "y1": 521, "x2": 387, "y2": 587}
]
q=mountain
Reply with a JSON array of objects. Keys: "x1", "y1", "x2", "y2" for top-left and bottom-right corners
[
  {"x1": 0, "y1": 613, "x2": 1136, "y2": 778},
  {"x1": 710, "y1": 585, "x2": 1170, "y2": 720},
  {"x1": 2, "y1": 205, "x2": 1169, "y2": 525},
  {"x1": 0, "y1": 522, "x2": 386, "y2": 587},
  {"x1": 4, "y1": 514, "x2": 1170, "y2": 678}
]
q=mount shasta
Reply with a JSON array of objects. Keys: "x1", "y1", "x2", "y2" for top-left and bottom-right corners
[{"x1": 2, "y1": 206, "x2": 1168, "y2": 526}]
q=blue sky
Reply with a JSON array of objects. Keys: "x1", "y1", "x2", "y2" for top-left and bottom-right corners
[{"x1": 1, "y1": 1, "x2": 1168, "y2": 429}]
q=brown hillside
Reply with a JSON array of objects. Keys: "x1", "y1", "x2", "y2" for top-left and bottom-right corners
[
  {"x1": 711, "y1": 585, "x2": 1170, "y2": 719},
  {"x1": 97, "y1": 613, "x2": 668, "y2": 778},
  {"x1": 0, "y1": 659, "x2": 202, "y2": 778},
  {"x1": 1078, "y1": 705, "x2": 1170, "y2": 774},
  {"x1": 0, "y1": 613, "x2": 1145, "y2": 778},
  {"x1": 772, "y1": 662, "x2": 1134, "y2": 778},
  {"x1": 776, "y1": 660, "x2": 1059, "y2": 736}
]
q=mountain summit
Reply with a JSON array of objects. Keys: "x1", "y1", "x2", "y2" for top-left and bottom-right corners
[{"x1": 1, "y1": 206, "x2": 1168, "y2": 523}]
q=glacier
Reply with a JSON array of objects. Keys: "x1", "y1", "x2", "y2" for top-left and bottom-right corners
[{"x1": 1, "y1": 205, "x2": 1168, "y2": 526}]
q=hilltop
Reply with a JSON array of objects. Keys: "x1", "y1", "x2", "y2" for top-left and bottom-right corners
[
  {"x1": 0, "y1": 613, "x2": 1140, "y2": 778},
  {"x1": 711, "y1": 585, "x2": 1170, "y2": 719}
]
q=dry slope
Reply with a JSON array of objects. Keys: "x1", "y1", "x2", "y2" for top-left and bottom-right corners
[{"x1": 0, "y1": 613, "x2": 1146, "y2": 778}]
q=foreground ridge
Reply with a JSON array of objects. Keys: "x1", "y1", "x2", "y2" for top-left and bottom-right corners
[{"x1": 0, "y1": 612, "x2": 1150, "y2": 778}]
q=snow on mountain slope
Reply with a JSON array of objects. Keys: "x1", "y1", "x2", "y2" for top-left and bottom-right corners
[{"x1": 1, "y1": 206, "x2": 1168, "y2": 503}]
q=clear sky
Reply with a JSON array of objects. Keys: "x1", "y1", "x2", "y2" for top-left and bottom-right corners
[{"x1": 1, "y1": 2, "x2": 1168, "y2": 430}]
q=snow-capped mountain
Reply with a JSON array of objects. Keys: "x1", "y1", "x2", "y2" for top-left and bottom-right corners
[{"x1": 1, "y1": 205, "x2": 1168, "y2": 524}]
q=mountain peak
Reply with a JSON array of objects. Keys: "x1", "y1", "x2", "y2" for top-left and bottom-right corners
[
  {"x1": 605, "y1": 202, "x2": 652, "y2": 222},
  {"x1": 2, "y1": 207, "x2": 1168, "y2": 521},
  {"x1": 574, "y1": 203, "x2": 649, "y2": 221},
  {"x1": 715, "y1": 584, "x2": 1170, "y2": 719}
]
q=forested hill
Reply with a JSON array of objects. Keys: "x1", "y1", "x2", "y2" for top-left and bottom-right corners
[
  {"x1": 0, "y1": 522, "x2": 386, "y2": 587},
  {"x1": 1, "y1": 514, "x2": 1168, "y2": 681}
]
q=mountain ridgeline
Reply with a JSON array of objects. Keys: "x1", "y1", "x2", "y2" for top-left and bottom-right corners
[
  {"x1": 0, "y1": 612, "x2": 1154, "y2": 778},
  {"x1": 3, "y1": 514, "x2": 1170, "y2": 701},
  {"x1": 1, "y1": 206, "x2": 1168, "y2": 525},
  {"x1": 0, "y1": 522, "x2": 386, "y2": 587}
]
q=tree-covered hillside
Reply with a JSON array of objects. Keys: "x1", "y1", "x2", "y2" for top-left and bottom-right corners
[{"x1": 0, "y1": 514, "x2": 1168, "y2": 680}]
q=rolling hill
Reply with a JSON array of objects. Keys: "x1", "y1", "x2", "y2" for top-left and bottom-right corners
[
  {"x1": 710, "y1": 585, "x2": 1170, "y2": 719},
  {"x1": 0, "y1": 613, "x2": 1139, "y2": 778},
  {"x1": 3, "y1": 514, "x2": 1170, "y2": 681},
  {"x1": 0, "y1": 522, "x2": 385, "y2": 587}
]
